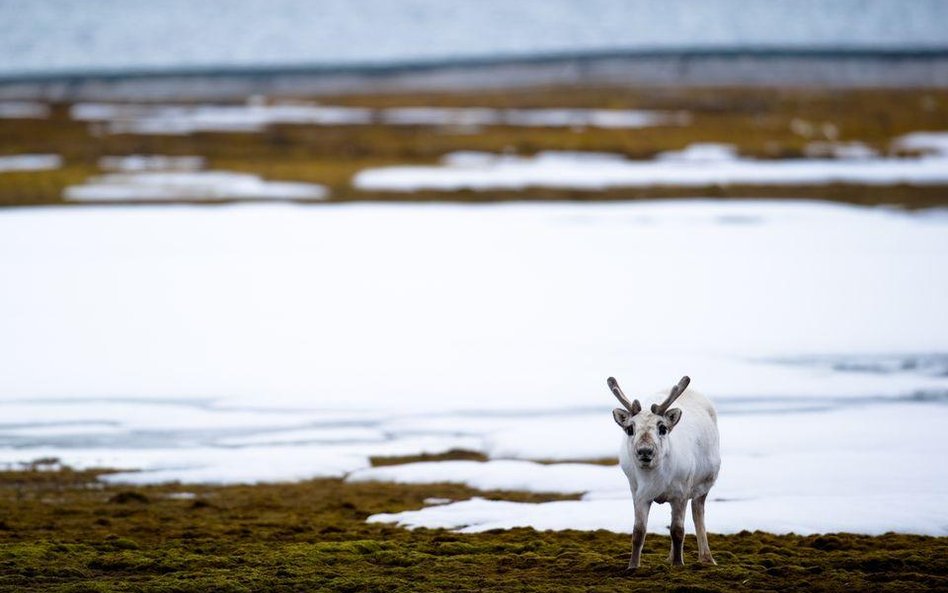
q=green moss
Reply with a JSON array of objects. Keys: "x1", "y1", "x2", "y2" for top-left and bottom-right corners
[{"x1": 0, "y1": 468, "x2": 946, "y2": 592}]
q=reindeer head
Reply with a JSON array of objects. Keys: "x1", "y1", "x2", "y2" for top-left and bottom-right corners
[{"x1": 608, "y1": 376, "x2": 689, "y2": 470}]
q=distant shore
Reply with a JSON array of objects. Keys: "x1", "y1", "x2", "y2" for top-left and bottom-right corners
[{"x1": 2, "y1": 49, "x2": 948, "y2": 101}]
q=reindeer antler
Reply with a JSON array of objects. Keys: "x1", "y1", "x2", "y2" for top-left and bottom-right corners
[
  {"x1": 651, "y1": 376, "x2": 690, "y2": 415},
  {"x1": 607, "y1": 377, "x2": 641, "y2": 415}
]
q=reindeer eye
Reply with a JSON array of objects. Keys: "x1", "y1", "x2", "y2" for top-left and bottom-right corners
[
  {"x1": 658, "y1": 424, "x2": 667, "y2": 436},
  {"x1": 624, "y1": 425, "x2": 634, "y2": 436}
]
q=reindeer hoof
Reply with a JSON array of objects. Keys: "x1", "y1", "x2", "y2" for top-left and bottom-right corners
[{"x1": 699, "y1": 554, "x2": 717, "y2": 565}]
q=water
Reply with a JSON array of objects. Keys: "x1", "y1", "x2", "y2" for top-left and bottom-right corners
[{"x1": 1, "y1": 0, "x2": 947, "y2": 78}]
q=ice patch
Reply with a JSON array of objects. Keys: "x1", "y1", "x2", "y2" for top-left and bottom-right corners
[
  {"x1": 354, "y1": 142, "x2": 948, "y2": 191},
  {"x1": 63, "y1": 171, "x2": 328, "y2": 201},
  {"x1": 0, "y1": 154, "x2": 62, "y2": 173}
]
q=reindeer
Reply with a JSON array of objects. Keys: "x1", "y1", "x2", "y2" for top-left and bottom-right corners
[{"x1": 607, "y1": 375, "x2": 720, "y2": 569}]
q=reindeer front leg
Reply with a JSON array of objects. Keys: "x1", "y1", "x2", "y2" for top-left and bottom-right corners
[
  {"x1": 691, "y1": 494, "x2": 716, "y2": 564},
  {"x1": 668, "y1": 499, "x2": 687, "y2": 565},
  {"x1": 628, "y1": 499, "x2": 651, "y2": 570}
]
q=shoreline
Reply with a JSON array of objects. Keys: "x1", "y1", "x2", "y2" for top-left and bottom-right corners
[{"x1": 3, "y1": 50, "x2": 948, "y2": 102}]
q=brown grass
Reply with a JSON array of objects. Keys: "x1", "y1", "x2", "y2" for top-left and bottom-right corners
[{"x1": 1, "y1": 86, "x2": 947, "y2": 208}]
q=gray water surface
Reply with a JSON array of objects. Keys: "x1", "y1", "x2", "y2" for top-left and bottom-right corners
[{"x1": 2, "y1": 0, "x2": 947, "y2": 77}]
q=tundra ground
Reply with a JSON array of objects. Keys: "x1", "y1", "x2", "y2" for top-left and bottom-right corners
[
  {"x1": 1, "y1": 86, "x2": 947, "y2": 208},
  {"x1": 1, "y1": 465, "x2": 945, "y2": 593}
]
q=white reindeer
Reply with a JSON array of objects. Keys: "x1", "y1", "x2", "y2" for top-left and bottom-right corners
[{"x1": 607, "y1": 375, "x2": 720, "y2": 569}]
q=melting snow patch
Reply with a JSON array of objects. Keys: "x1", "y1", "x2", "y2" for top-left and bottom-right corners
[
  {"x1": 355, "y1": 142, "x2": 948, "y2": 191},
  {"x1": 381, "y1": 107, "x2": 502, "y2": 127},
  {"x1": 165, "y1": 492, "x2": 197, "y2": 500},
  {"x1": 367, "y1": 493, "x2": 948, "y2": 536},
  {"x1": 0, "y1": 154, "x2": 61, "y2": 173},
  {"x1": 99, "y1": 155, "x2": 206, "y2": 172},
  {"x1": 70, "y1": 101, "x2": 686, "y2": 134},
  {"x1": 657, "y1": 143, "x2": 738, "y2": 162},
  {"x1": 361, "y1": 402, "x2": 948, "y2": 536},
  {"x1": 500, "y1": 108, "x2": 684, "y2": 129},
  {"x1": 804, "y1": 141, "x2": 878, "y2": 160},
  {"x1": 894, "y1": 131, "x2": 948, "y2": 157},
  {"x1": 348, "y1": 460, "x2": 621, "y2": 494},
  {"x1": 72, "y1": 102, "x2": 374, "y2": 134},
  {"x1": 64, "y1": 171, "x2": 328, "y2": 201},
  {"x1": 0, "y1": 101, "x2": 50, "y2": 119},
  {"x1": 381, "y1": 107, "x2": 684, "y2": 129}
]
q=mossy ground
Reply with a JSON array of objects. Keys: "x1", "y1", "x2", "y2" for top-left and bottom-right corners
[
  {"x1": 1, "y1": 467, "x2": 945, "y2": 592},
  {"x1": 1, "y1": 86, "x2": 947, "y2": 208}
]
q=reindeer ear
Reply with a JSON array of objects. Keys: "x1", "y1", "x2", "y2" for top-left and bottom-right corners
[
  {"x1": 664, "y1": 408, "x2": 682, "y2": 429},
  {"x1": 613, "y1": 408, "x2": 632, "y2": 427}
]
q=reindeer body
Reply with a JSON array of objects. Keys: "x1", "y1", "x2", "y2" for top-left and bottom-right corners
[
  {"x1": 618, "y1": 389, "x2": 719, "y2": 504},
  {"x1": 608, "y1": 377, "x2": 720, "y2": 569}
]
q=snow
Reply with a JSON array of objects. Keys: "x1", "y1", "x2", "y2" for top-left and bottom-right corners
[
  {"x1": 99, "y1": 155, "x2": 206, "y2": 172},
  {"x1": 215, "y1": 426, "x2": 388, "y2": 447},
  {"x1": 656, "y1": 143, "x2": 737, "y2": 162},
  {"x1": 1, "y1": 201, "x2": 946, "y2": 404},
  {"x1": 165, "y1": 492, "x2": 197, "y2": 500},
  {"x1": 350, "y1": 460, "x2": 624, "y2": 494},
  {"x1": 0, "y1": 154, "x2": 61, "y2": 173},
  {"x1": 894, "y1": 131, "x2": 948, "y2": 156},
  {"x1": 368, "y1": 493, "x2": 947, "y2": 536},
  {"x1": 70, "y1": 102, "x2": 684, "y2": 134},
  {"x1": 71, "y1": 102, "x2": 374, "y2": 134},
  {"x1": 0, "y1": 101, "x2": 49, "y2": 119},
  {"x1": 354, "y1": 141, "x2": 948, "y2": 191},
  {"x1": 63, "y1": 171, "x2": 328, "y2": 201},
  {"x1": 360, "y1": 402, "x2": 948, "y2": 535},
  {"x1": 381, "y1": 107, "x2": 502, "y2": 127},
  {"x1": 380, "y1": 107, "x2": 682, "y2": 129},
  {"x1": 499, "y1": 108, "x2": 683, "y2": 129},
  {"x1": 804, "y1": 141, "x2": 878, "y2": 160},
  {"x1": 0, "y1": 200, "x2": 946, "y2": 534}
]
